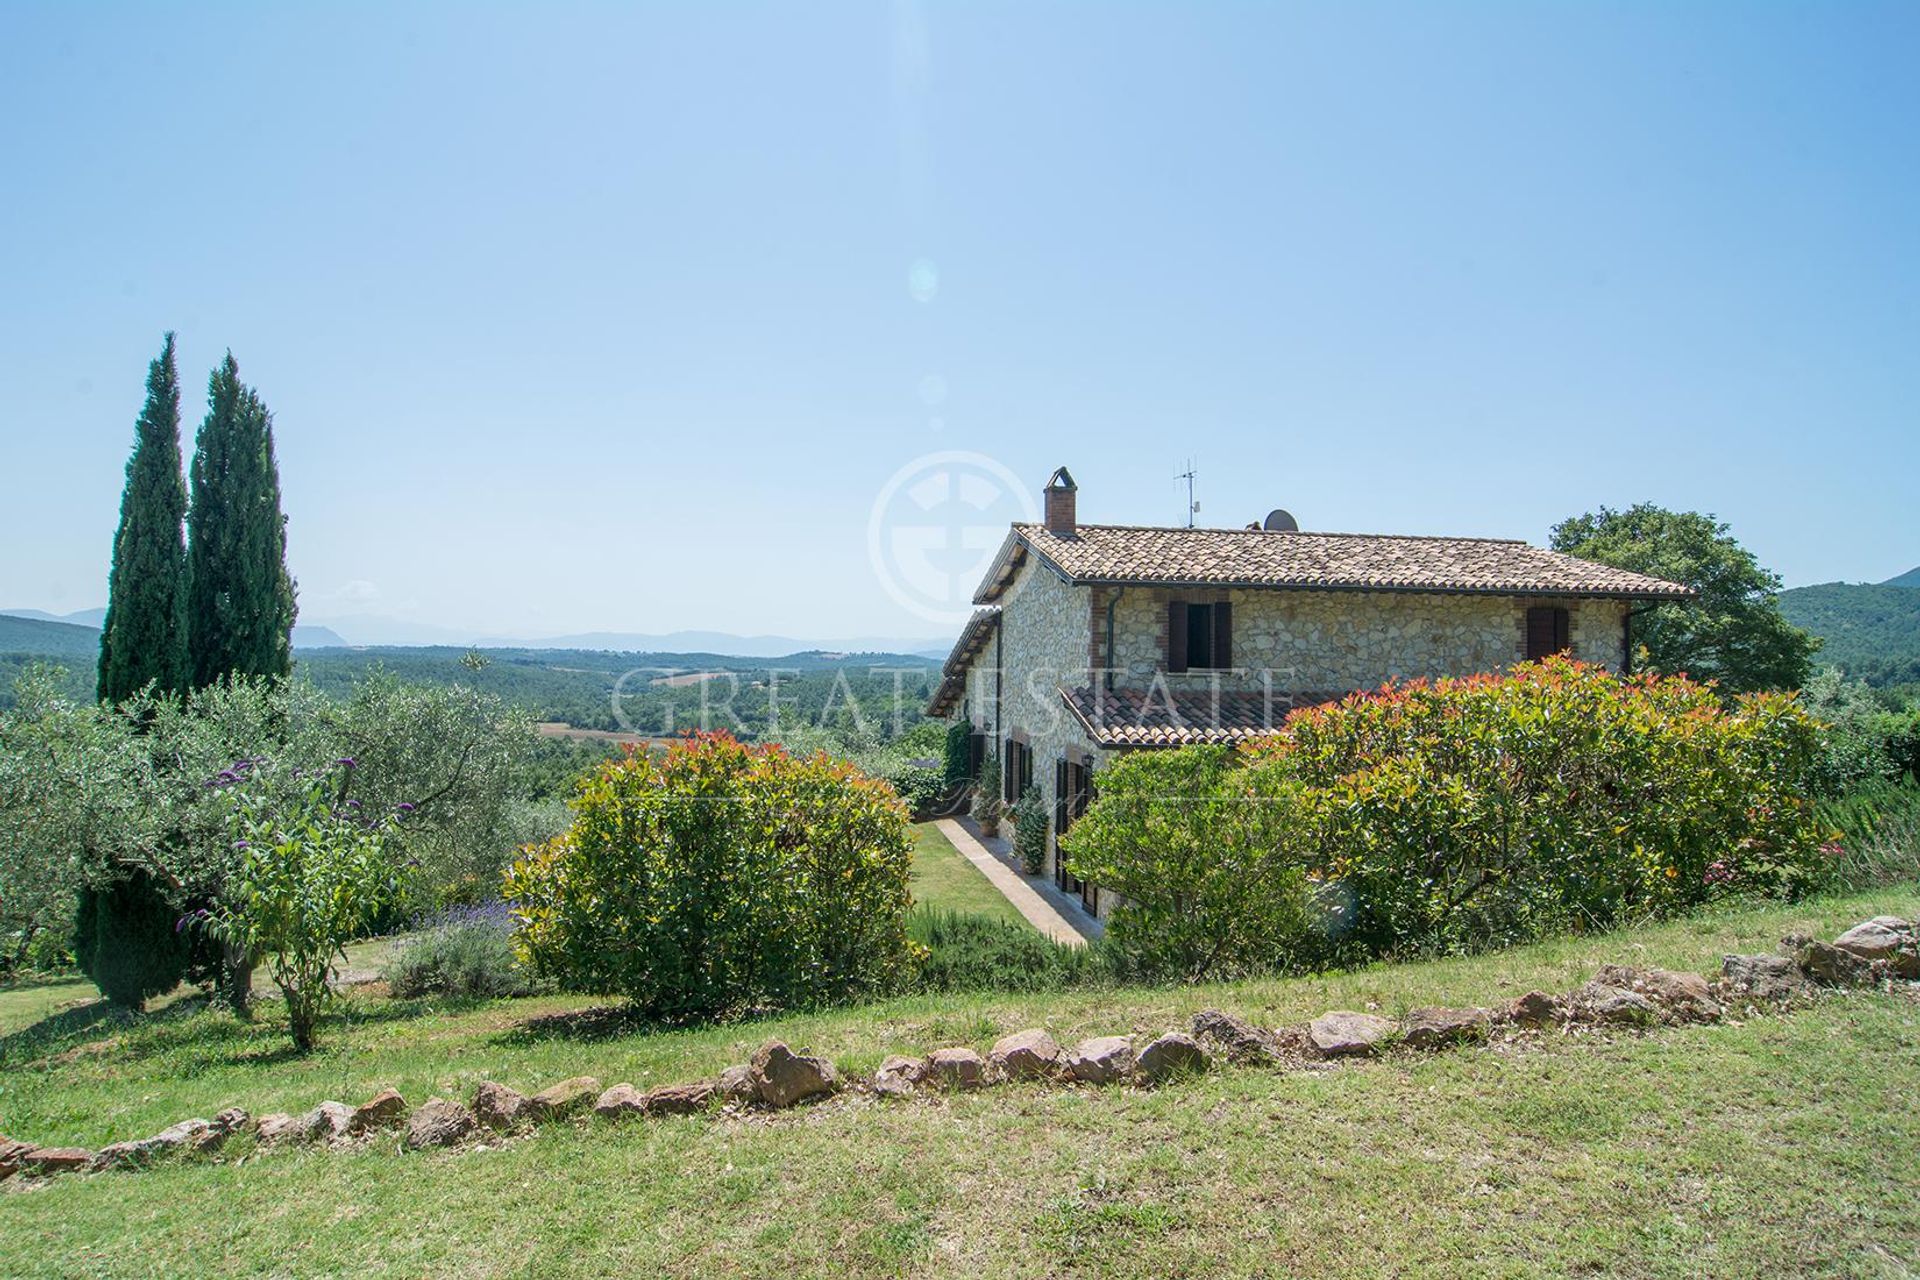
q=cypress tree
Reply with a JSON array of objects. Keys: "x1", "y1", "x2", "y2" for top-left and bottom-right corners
[
  {"x1": 187, "y1": 353, "x2": 298, "y2": 687},
  {"x1": 81, "y1": 336, "x2": 195, "y2": 1010},
  {"x1": 97, "y1": 333, "x2": 190, "y2": 704}
]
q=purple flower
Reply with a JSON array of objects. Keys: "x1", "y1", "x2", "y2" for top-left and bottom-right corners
[
  {"x1": 396, "y1": 802, "x2": 417, "y2": 813},
  {"x1": 335, "y1": 756, "x2": 358, "y2": 769},
  {"x1": 233, "y1": 840, "x2": 249, "y2": 851}
]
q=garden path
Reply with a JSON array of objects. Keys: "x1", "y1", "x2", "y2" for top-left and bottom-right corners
[{"x1": 932, "y1": 817, "x2": 1101, "y2": 946}]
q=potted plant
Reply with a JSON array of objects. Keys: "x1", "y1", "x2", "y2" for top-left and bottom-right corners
[{"x1": 972, "y1": 755, "x2": 1005, "y2": 837}]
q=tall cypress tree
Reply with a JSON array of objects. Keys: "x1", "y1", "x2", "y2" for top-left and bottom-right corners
[
  {"x1": 187, "y1": 353, "x2": 297, "y2": 687},
  {"x1": 97, "y1": 333, "x2": 190, "y2": 704},
  {"x1": 80, "y1": 335, "x2": 194, "y2": 1009}
]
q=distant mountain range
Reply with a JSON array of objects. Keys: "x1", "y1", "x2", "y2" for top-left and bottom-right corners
[
  {"x1": 297, "y1": 614, "x2": 951, "y2": 656},
  {"x1": 0, "y1": 611, "x2": 943, "y2": 726},
  {"x1": 1778, "y1": 567, "x2": 1920, "y2": 686},
  {"x1": 0, "y1": 609, "x2": 952, "y2": 662},
  {"x1": 0, "y1": 613, "x2": 101, "y2": 658},
  {"x1": 1, "y1": 609, "x2": 348, "y2": 650}
]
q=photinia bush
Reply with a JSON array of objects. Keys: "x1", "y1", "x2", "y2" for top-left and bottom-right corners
[
  {"x1": 503, "y1": 732, "x2": 916, "y2": 1020},
  {"x1": 1065, "y1": 657, "x2": 1832, "y2": 980}
]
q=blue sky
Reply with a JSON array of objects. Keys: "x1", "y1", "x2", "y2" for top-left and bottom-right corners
[{"x1": 2, "y1": 3, "x2": 1915, "y2": 643}]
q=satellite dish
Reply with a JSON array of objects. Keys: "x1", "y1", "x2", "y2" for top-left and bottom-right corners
[{"x1": 1263, "y1": 508, "x2": 1299, "y2": 532}]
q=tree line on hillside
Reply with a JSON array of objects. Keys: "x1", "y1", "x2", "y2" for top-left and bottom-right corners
[
  {"x1": 1, "y1": 639, "x2": 941, "y2": 737},
  {"x1": 1777, "y1": 579, "x2": 1920, "y2": 690}
]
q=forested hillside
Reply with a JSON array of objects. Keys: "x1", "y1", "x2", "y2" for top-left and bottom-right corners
[
  {"x1": 297, "y1": 646, "x2": 939, "y2": 735},
  {"x1": 1882, "y1": 566, "x2": 1920, "y2": 589},
  {"x1": 1779, "y1": 571, "x2": 1920, "y2": 687},
  {"x1": 0, "y1": 624, "x2": 940, "y2": 736},
  {"x1": 0, "y1": 616, "x2": 99, "y2": 705}
]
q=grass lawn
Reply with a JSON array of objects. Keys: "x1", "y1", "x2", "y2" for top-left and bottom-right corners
[
  {"x1": 2, "y1": 887, "x2": 1917, "y2": 1278},
  {"x1": 909, "y1": 820, "x2": 1028, "y2": 927},
  {"x1": 0, "y1": 935, "x2": 404, "y2": 1042}
]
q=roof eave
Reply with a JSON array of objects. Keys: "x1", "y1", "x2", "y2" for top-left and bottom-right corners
[
  {"x1": 1060, "y1": 575, "x2": 1695, "y2": 601},
  {"x1": 972, "y1": 529, "x2": 1035, "y2": 605}
]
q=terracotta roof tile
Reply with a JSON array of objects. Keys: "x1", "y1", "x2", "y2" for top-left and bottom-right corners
[
  {"x1": 977, "y1": 524, "x2": 1693, "y2": 603},
  {"x1": 1059, "y1": 684, "x2": 1344, "y2": 749}
]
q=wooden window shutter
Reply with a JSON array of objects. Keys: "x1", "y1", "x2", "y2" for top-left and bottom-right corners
[
  {"x1": 1212, "y1": 600, "x2": 1233, "y2": 669},
  {"x1": 1167, "y1": 600, "x2": 1189, "y2": 672},
  {"x1": 1055, "y1": 759, "x2": 1069, "y2": 834},
  {"x1": 1526, "y1": 606, "x2": 1571, "y2": 660}
]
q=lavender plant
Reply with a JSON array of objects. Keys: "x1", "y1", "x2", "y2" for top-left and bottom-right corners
[{"x1": 384, "y1": 900, "x2": 539, "y2": 998}]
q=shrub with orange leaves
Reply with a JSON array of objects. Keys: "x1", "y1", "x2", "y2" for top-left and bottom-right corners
[{"x1": 1065, "y1": 658, "x2": 1830, "y2": 979}]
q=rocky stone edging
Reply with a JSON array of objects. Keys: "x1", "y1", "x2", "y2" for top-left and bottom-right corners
[{"x1": 4, "y1": 913, "x2": 1915, "y2": 1182}]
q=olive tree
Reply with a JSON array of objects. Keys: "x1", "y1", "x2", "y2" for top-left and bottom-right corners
[{"x1": 0, "y1": 668, "x2": 156, "y2": 975}]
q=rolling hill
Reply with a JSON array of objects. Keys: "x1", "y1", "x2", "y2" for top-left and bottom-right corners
[
  {"x1": 1883, "y1": 565, "x2": 1920, "y2": 589},
  {"x1": 0, "y1": 615, "x2": 941, "y2": 733},
  {"x1": 1778, "y1": 568, "x2": 1920, "y2": 686},
  {"x1": 0, "y1": 613, "x2": 100, "y2": 658}
]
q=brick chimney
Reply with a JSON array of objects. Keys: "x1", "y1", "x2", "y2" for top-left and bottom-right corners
[{"x1": 1044, "y1": 466, "x2": 1077, "y2": 537}]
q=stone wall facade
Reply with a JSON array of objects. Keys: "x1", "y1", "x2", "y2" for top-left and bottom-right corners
[
  {"x1": 1100, "y1": 587, "x2": 1628, "y2": 694},
  {"x1": 951, "y1": 560, "x2": 1110, "y2": 907}
]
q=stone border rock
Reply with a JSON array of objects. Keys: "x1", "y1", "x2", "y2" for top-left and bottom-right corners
[{"x1": 5, "y1": 912, "x2": 1914, "y2": 1184}]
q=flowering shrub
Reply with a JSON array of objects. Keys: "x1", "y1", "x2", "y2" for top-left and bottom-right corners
[
  {"x1": 503, "y1": 732, "x2": 917, "y2": 1020},
  {"x1": 1065, "y1": 658, "x2": 1832, "y2": 980},
  {"x1": 201, "y1": 756, "x2": 411, "y2": 1050}
]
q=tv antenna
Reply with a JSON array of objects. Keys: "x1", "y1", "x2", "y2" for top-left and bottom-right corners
[{"x1": 1176, "y1": 460, "x2": 1199, "y2": 527}]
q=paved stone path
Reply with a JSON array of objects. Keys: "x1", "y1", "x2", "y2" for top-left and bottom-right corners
[{"x1": 933, "y1": 817, "x2": 1100, "y2": 947}]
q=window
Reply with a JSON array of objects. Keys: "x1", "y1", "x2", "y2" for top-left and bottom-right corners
[
  {"x1": 1166, "y1": 599, "x2": 1232, "y2": 672},
  {"x1": 1525, "y1": 605, "x2": 1571, "y2": 660}
]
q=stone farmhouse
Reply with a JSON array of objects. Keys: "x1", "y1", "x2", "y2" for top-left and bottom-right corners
[{"x1": 926, "y1": 468, "x2": 1694, "y2": 918}]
